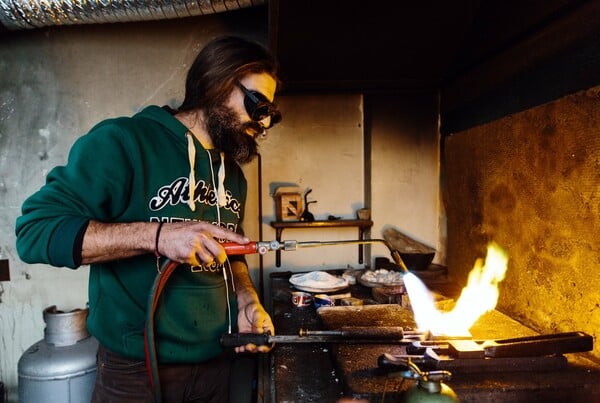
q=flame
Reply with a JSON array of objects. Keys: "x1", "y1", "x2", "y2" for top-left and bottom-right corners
[{"x1": 404, "y1": 242, "x2": 508, "y2": 336}]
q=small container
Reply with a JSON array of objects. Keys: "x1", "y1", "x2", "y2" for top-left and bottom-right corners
[
  {"x1": 356, "y1": 208, "x2": 371, "y2": 220},
  {"x1": 291, "y1": 291, "x2": 313, "y2": 307},
  {"x1": 275, "y1": 191, "x2": 303, "y2": 221},
  {"x1": 313, "y1": 294, "x2": 335, "y2": 308}
]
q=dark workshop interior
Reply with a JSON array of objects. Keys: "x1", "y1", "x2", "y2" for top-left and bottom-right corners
[{"x1": 1, "y1": 0, "x2": 599, "y2": 402}]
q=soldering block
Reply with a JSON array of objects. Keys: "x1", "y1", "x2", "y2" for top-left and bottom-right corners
[{"x1": 448, "y1": 339, "x2": 486, "y2": 359}]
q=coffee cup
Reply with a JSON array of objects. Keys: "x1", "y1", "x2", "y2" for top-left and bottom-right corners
[{"x1": 291, "y1": 291, "x2": 313, "y2": 307}]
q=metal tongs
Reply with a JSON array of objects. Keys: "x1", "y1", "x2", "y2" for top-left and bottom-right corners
[{"x1": 378, "y1": 331, "x2": 593, "y2": 373}]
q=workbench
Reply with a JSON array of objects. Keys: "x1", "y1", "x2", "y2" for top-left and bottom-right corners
[{"x1": 265, "y1": 270, "x2": 600, "y2": 403}]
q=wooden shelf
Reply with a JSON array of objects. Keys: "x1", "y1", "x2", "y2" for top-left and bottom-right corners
[{"x1": 270, "y1": 219, "x2": 373, "y2": 267}]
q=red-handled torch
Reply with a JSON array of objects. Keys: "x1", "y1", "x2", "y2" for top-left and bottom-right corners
[
  {"x1": 222, "y1": 242, "x2": 265, "y2": 255},
  {"x1": 222, "y1": 240, "x2": 295, "y2": 255}
]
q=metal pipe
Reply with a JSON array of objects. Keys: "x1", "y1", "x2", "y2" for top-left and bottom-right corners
[
  {"x1": 0, "y1": 0, "x2": 263, "y2": 30},
  {"x1": 257, "y1": 152, "x2": 264, "y2": 301},
  {"x1": 294, "y1": 238, "x2": 410, "y2": 273}
]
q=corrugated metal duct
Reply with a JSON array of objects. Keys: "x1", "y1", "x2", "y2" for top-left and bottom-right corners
[{"x1": 0, "y1": 0, "x2": 264, "y2": 30}]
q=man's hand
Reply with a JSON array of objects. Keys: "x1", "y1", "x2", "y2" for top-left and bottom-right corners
[
  {"x1": 157, "y1": 221, "x2": 249, "y2": 266},
  {"x1": 235, "y1": 301, "x2": 275, "y2": 353}
]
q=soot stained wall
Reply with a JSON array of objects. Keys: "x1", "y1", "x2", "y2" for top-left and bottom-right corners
[{"x1": 444, "y1": 86, "x2": 600, "y2": 361}]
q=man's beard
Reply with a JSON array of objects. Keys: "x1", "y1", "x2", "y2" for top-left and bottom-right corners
[{"x1": 205, "y1": 105, "x2": 264, "y2": 164}]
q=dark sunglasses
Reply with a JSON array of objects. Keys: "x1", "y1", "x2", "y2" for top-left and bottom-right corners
[{"x1": 237, "y1": 82, "x2": 282, "y2": 129}]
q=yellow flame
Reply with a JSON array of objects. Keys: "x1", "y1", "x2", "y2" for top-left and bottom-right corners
[{"x1": 404, "y1": 242, "x2": 508, "y2": 336}]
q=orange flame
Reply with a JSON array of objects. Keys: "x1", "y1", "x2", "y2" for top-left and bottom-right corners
[{"x1": 404, "y1": 242, "x2": 508, "y2": 336}]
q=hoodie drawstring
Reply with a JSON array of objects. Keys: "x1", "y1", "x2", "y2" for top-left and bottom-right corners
[
  {"x1": 186, "y1": 131, "x2": 236, "y2": 325},
  {"x1": 186, "y1": 132, "x2": 196, "y2": 211},
  {"x1": 186, "y1": 132, "x2": 227, "y2": 211}
]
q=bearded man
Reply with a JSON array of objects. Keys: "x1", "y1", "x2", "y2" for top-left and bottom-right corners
[{"x1": 15, "y1": 36, "x2": 281, "y2": 403}]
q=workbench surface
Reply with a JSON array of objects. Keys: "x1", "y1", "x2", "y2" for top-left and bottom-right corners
[{"x1": 266, "y1": 270, "x2": 600, "y2": 403}]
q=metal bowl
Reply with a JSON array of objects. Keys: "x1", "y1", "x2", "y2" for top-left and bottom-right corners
[{"x1": 399, "y1": 252, "x2": 435, "y2": 271}]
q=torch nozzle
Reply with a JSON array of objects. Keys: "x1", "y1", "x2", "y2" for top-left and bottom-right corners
[{"x1": 389, "y1": 249, "x2": 410, "y2": 273}]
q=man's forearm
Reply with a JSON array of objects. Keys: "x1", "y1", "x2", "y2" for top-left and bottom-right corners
[
  {"x1": 81, "y1": 220, "x2": 158, "y2": 264},
  {"x1": 82, "y1": 220, "x2": 251, "y2": 268},
  {"x1": 230, "y1": 260, "x2": 260, "y2": 306}
]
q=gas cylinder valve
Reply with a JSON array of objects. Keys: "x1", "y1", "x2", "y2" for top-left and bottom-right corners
[{"x1": 400, "y1": 359, "x2": 460, "y2": 403}]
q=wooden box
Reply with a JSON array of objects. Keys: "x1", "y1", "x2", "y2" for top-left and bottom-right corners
[{"x1": 275, "y1": 192, "x2": 303, "y2": 221}]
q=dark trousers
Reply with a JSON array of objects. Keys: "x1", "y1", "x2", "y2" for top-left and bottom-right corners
[{"x1": 91, "y1": 345, "x2": 232, "y2": 403}]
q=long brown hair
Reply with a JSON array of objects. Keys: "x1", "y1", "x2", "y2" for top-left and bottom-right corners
[{"x1": 178, "y1": 36, "x2": 279, "y2": 112}]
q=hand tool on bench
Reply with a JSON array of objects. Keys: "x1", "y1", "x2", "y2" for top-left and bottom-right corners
[{"x1": 220, "y1": 326, "x2": 423, "y2": 347}]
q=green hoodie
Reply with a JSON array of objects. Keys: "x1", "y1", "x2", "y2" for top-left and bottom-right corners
[{"x1": 15, "y1": 105, "x2": 247, "y2": 363}]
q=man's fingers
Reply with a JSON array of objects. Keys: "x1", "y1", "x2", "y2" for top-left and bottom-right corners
[
  {"x1": 189, "y1": 252, "x2": 202, "y2": 267},
  {"x1": 206, "y1": 241, "x2": 227, "y2": 264},
  {"x1": 206, "y1": 224, "x2": 249, "y2": 244},
  {"x1": 215, "y1": 249, "x2": 227, "y2": 264},
  {"x1": 189, "y1": 238, "x2": 214, "y2": 265}
]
